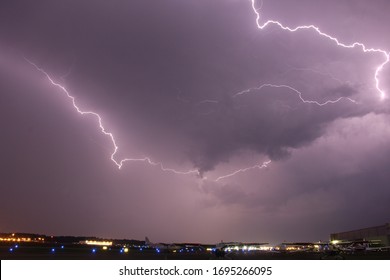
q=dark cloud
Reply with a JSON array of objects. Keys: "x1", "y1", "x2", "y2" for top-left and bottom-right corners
[
  {"x1": 1, "y1": 0, "x2": 382, "y2": 174},
  {"x1": 203, "y1": 113, "x2": 390, "y2": 205}
]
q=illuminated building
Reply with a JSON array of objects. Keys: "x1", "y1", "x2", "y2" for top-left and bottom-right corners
[
  {"x1": 0, "y1": 233, "x2": 43, "y2": 243},
  {"x1": 80, "y1": 240, "x2": 113, "y2": 246},
  {"x1": 330, "y1": 223, "x2": 390, "y2": 246}
]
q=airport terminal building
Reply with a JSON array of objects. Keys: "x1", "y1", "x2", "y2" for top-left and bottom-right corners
[{"x1": 330, "y1": 223, "x2": 390, "y2": 246}]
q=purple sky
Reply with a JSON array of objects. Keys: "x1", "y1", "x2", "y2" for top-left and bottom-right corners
[{"x1": 1, "y1": 0, "x2": 389, "y2": 245}]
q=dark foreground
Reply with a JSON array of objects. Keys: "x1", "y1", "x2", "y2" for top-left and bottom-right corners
[{"x1": 1, "y1": 243, "x2": 390, "y2": 260}]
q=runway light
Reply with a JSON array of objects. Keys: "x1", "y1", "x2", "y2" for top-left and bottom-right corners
[
  {"x1": 102, "y1": 246, "x2": 108, "y2": 250},
  {"x1": 84, "y1": 240, "x2": 112, "y2": 246},
  {"x1": 124, "y1": 248, "x2": 129, "y2": 253},
  {"x1": 14, "y1": 245, "x2": 18, "y2": 248},
  {"x1": 61, "y1": 246, "x2": 64, "y2": 249},
  {"x1": 51, "y1": 248, "x2": 55, "y2": 253},
  {"x1": 9, "y1": 248, "x2": 13, "y2": 252}
]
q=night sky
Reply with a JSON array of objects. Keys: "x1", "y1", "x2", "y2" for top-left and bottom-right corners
[{"x1": 1, "y1": 0, "x2": 390, "y2": 245}]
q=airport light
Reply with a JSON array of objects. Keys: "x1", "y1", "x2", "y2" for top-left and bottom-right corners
[
  {"x1": 84, "y1": 240, "x2": 112, "y2": 246},
  {"x1": 0, "y1": 237, "x2": 32, "y2": 242}
]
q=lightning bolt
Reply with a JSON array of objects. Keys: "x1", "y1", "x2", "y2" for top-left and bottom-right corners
[
  {"x1": 25, "y1": 59, "x2": 270, "y2": 180},
  {"x1": 250, "y1": 0, "x2": 390, "y2": 101},
  {"x1": 233, "y1": 83, "x2": 358, "y2": 106},
  {"x1": 25, "y1": 58, "x2": 200, "y2": 176},
  {"x1": 215, "y1": 160, "x2": 271, "y2": 182}
]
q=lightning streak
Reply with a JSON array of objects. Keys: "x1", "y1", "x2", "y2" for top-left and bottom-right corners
[
  {"x1": 233, "y1": 83, "x2": 358, "y2": 105},
  {"x1": 215, "y1": 160, "x2": 271, "y2": 182},
  {"x1": 25, "y1": 58, "x2": 200, "y2": 176},
  {"x1": 250, "y1": 0, "x2": 390, "y2": 101}
]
